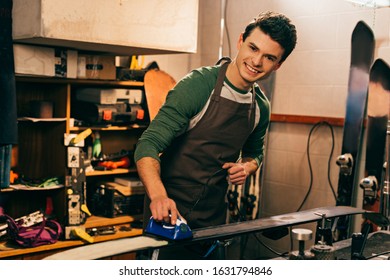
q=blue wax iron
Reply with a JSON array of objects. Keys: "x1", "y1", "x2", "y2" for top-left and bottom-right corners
[{"x1": 145, "y1": 216, "x2": 193, "y2": 240}]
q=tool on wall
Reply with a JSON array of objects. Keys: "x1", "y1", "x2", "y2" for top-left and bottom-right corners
[{"x1": 64, "y1": 128, "x2": 93, "y2": 242}]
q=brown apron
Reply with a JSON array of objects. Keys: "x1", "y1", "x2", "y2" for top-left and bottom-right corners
[{"x1": 143, "y1": 61, "x2": 257, "y2": 230}]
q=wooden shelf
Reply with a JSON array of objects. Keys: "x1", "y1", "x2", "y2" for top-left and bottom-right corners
[
  {"x1": 0, "y1": 215, "x2": 143, "y2": 259},
  {"x1": 70, "y1": 124, "x2": 148, "y2": 131},
  {"x1": 16, "y1": 75, "x2": 144, "y2": 87},
  {"x1": 86, "y1": 168, "x2": 137, "y2": 177},
  {"x1": 9, "y1": 74, "x2": 148, "y2": 259}
]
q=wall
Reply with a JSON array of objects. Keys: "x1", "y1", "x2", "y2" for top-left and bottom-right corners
[{"x1": 145, "y1": 0, "x2": 390, "y2": 259}]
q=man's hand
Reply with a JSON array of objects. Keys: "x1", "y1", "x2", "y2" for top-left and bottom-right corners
[
  {"x1": 222, "y1": 162, "x2": 249, "y2": 185},
  {"x1": 222, "y1": 159, "x2": 258, "y2": 185},
  {"x1": 136, "y1": 157, "x2": 181, "y2": 225},
  {"x1": 150, "y1": 195, "x2": 180, "y2": 225}
]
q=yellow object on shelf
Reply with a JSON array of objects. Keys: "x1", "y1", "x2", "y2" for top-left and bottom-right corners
[
  {"x1": 130, "y1": 55, "x2": 144, "y2": 70},
  {"x1": 72, "y1": 228, "x2": 94, "y2": 243}
]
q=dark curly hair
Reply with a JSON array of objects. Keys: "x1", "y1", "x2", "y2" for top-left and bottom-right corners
[{"x1": 242, "y1": 11, "x2": 297, "y2": 63}]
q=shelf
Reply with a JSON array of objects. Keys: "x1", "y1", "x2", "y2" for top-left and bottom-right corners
[
  {"x1": 18, "y1": 117, "x2": 67, "y2": 123},
  {"x1": 0, "y1": 215, "x2": 143, "y2": 259},
  {"x1": 16, "y1": 75, "x2": 144, "y2": 87},
  {"x1": 86, "y1": 168, "x2": 137, "y2": 177},
  {"x1": 12, "y1": 72, "x2": 146, "y2": 251},
  {"x1": 70, "y1": 124, "x2": 148, "y2": 131}
]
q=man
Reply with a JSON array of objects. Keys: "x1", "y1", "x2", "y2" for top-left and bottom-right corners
[{"x1": 134, "y1": 11, "x2": 297, "y2": 257}]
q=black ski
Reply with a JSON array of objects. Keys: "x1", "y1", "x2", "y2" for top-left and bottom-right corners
[
  {"x1": 44, "y1": 206, "x2": 369, "y2": 260},
  {"x1": 335, "y1": 21, "x2": 375, "y2": 241},
  {"x1": 360, "y1": 59, "x2": 390, "y2": 231}
]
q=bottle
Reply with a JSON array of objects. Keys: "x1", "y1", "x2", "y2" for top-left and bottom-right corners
[{"x1": 92, "y1": 132, "x2": 102, "y2": 159}]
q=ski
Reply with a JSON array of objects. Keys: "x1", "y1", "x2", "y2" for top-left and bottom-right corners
[
  {"x1": 335, "y1": 21, "x2": 375, "y2": 241},
  {"x1": 360, "y1": 59, "x2": 390, "y2": 231},
  {"x1": 44, "y1": 206, "x2": 368, "y2": 260}
]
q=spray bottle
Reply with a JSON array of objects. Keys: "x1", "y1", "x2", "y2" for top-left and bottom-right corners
[{"x1": 92, "y1": 132, "x2": 101, "y2": 159}]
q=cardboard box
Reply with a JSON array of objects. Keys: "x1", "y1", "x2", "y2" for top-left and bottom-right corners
[
  {"x1": 76, "y1": 88, "x2": 118, "y2": 104},
  {"x1": 114, "y1": 177, "x2": 143, "y2": 188},
  {"x1": 77, "y1": 55, "x2": 116, "y2": 80},
  {"x1": 14, "y1": 44, "x2": 78, "y2": 78},
  {"x1": 14, "y1": 44, "x2": 55, "y2": 77},
  {"x1": 76, "y1": 88, "x2": 143, "y2": 104}
]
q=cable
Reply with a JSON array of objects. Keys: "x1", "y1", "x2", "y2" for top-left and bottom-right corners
[
  {"x1": 233, "y1": 203, "x2": 287, "y2": 258},
  {"x1": 183, "y1": 168, "x2": 226, "y2": 217},
  {"x1": 223, "y1": 0, "x2": 232, "y2": 58},
  {"x1": 323, "y1": 122, "x2": 337, "y2": 200},
  {"x1": 252, "y1": 231, "x2": 289, "y2": 258},
  {"x1": 365, "y1": 250, "x2": 390, "y2": 260},
  {"x1": 296, "y1": 121, "x2": 336, "y2": 212},
  {"x1": 236, "y1": 121, "x2": 337, "y2": 257},
  {"x1": 289, "y1": 121, "x2": 336, "y2": 251},
  {"x1": 244, "y1": 121, "x2": 337, "y2": 255}
]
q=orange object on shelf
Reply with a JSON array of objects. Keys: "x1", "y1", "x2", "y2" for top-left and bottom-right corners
[
  {"x1": 97, "y1": 157, "x2": 130, "y2": 170},
  {"x1": 10, "y1": 170, "x2": 18, "y2": 184}
]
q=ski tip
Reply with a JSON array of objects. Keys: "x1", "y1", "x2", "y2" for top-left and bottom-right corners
[
  {"x1": 354, "y1": 21, "x2": 374, "y2": 36},
  {"x1": 370, "y1": 59, "x2": 390, "y2": 90},
  {"x1": 351, "y1": 20, "x2": 375, "y2": 70}
]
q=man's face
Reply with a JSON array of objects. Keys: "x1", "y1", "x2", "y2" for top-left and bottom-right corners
[{"x1": 231, "y1": 28, "x2": 284, "y2": 90}]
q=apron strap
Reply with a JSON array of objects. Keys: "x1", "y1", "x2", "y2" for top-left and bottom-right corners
[{"x1": 212, "y1": 60, "x2": 230, "y2": 102}]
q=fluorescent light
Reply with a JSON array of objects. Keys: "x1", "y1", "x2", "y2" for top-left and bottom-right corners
[{"x1": 346, "y1": 0, "x2": 390, "y2": 7}]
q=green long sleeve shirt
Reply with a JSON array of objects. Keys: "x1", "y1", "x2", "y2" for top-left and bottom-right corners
[{"x1": 134, "y1": 64, "x2": 270, "y2": 166}]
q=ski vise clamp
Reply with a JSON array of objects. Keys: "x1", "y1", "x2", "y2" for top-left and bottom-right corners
[{"x1": 336, "y1": 153, "x2": 353, "y2": 175}]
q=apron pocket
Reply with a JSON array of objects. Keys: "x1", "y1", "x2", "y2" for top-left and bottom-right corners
[
  {"x1": 166, "y1": 183, "x2": 228, "y2": 229},
  {"x1": 165, "y1": 183, "x2": 206, "y2": 216}
]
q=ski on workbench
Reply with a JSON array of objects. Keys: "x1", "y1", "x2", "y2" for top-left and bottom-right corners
[{"x1": 44, "y1": 206, "x2": 367, "y2": 260}]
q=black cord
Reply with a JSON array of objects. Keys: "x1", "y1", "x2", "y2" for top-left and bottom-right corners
[
  {"x1": 290, "y1": 121, "x2": 336, "y2": 251},
  {"x1": 252, "y1": 231, "x2": 289, "y2": 258},
  {"x1": 323, "y1": 122, "x2": 337, "y2": 200},
  {"x1": 232, "y1": 121, "x2": 338, "y2": 258},
  {"x1": 183, "y1": 168, "x2": 226, "y2": 217},
  {"x1": 233, "y1": 203, "x2": 287, "y2": 258},
  {"x1": 365, "y1": 250, "x2": 390, "y2": 260},
  {"x1": 223, "y1": 0, "x2": 232, "y2": 58},
  {"x1": 296, "y1": 121, "x2": 336, "y2": 212}
]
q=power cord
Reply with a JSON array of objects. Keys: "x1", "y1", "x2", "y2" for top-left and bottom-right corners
[
  {"x1": 223, "y1": 0, "x2": 232, "y2": 57},
  {"x1": 296, "y1": 121, "x2": 336, "y2": 212},
  {"x1": 365, "y1": 250, "x2": 390, "y2": 260},
  {"x1": 233, "y1": 202, "x2": 288, "y2": 259},
  {"x1": 290, "y1": 121, "x2": 336, "y2": 251},
  {"x1": 183, "y1": 168, "x2": 226, "y2": 217}
]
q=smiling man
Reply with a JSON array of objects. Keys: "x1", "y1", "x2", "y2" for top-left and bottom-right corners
[{"x1": 134, "y1": 11, "x2": 297, "y2": 259}]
